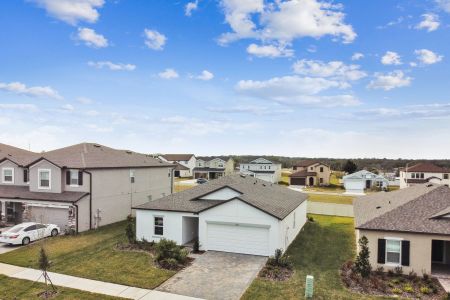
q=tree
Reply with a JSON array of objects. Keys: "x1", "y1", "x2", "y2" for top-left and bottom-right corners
[
  {"x1": 354, "y1": 236, "x2": 371, "y2": 278},
  {"x1": 125, "y1": 215, "x2": 136, "y2": 244},
  {"x1": 39, "y1": 246, "x2": 56, "y2": 298},
  {"x1": 343, "y1": 160, "x2": 358, "y2": 174}
]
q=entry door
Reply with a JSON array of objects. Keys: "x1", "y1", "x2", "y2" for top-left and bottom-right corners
[
  {"x1": 365, "y1": 180, "x2": 371, "y2": 189},
  {"x1": 432, "y1": 240, "x2": 444, "y2": 262}
]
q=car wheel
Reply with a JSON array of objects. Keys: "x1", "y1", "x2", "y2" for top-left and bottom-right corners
[
  {"x1": 22, "y1": 237, "x2": 30, "y2": 245},
  {"x1": 51, "y1": 229, "x2": 58, "y2": 237}
]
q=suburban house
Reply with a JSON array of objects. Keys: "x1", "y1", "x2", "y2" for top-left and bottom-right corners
[
  {"x1": 343, "y1": 170, "x2": 388, "y2": 195},
  {"x1": 0, "y1": 143, "x2": 174, "y2": 233},
  {"x1": 354, "y1": 183, "x2": 450, "y2": 276},
  {"x1": 400, "y1": 162, "x2": 450, "y2": 189},
  {"x1": 239, "y1": 158, "x2": 282, "y2": 184},
  {"x1": 289, "y1": 160, "x2": 331, "y2": 186},
  {"x1": 134, "y1": 174, "x2": 307, "y2": 256},
  {"x1": 159, "y1": 154, "x2": 196, "y2": 178},
  {"x1": 193, "y1": 156, "x2": 234, "y2": 180}
]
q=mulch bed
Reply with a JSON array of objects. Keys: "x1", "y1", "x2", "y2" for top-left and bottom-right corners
[
  {"x1": 258, "y1": 265, "x2": 294, "y2": 281},
  {"x1": 341, "y1": 261, "x2": 447, "y2": 299},
  {"x1": 38, "y1": 290, "x2": 58, "y2": 299}
]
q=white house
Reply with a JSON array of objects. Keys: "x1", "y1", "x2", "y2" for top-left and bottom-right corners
[
  {"x1": 343, "y1": 170, "x2": 388, "y2": 195},
  {"x1": 399, "y1": 162, "x2": 450, "y2": 189},
  {"x1": 239, "y1": 158, "x2": 282, "y2": 184},
  {"x1": 159, "y1": 154, "x2": 196, "y2": 178},
  {"x1": 134, "y1": 174, "x2": 307, "y2": 256}
]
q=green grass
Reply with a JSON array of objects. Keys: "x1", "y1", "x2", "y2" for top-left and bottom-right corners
[
  {"x1": 242, "y1": 215, "x2": 390, "y2": 300},
  {"x1": 307, "y1": 193, "x2": 354, "y2": 205},
  {"x1": 0, "y1": 222, "x2": 175, "y2": 289},
  {"x1": 0, "y1": 275, "x2": 121, "y2": 300}
]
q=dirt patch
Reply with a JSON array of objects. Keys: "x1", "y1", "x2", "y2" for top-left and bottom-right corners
[{"x1": 258, "y1": 265, "x2": 293, "y2": 281}]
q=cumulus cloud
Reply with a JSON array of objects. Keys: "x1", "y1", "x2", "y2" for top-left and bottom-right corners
[
  {"x1": 246, "y1": 43, "x2": 294, "y2": 58},
  {"x1": 195, "y1": 70, "x2": 214, "y2": 81},
  {"x1": 381, "y1": 51, "x2": 402, "y2": 65},
  {"x1": 30, "y1": 0, "x2": 105, "y2": 25},
  {"x1": 0, "y1": 82, "x2": 63, "y2": 100},
  {"x1": 416, "y1": 14, "x2": 440, "y2": 32},
  {"x1": 185, "y1": 0, "x2": 199, "y2": 16},
  {"x1": 414, "y1": 49, "x2": 443, "y2": 65},
  {"x1": 367, "y1": 70, "x2": 412, "y2": 91},
  {"x1": 61, "y1": 104, "x2": 74, "y2": 111},
  {"x1": 292, "y1": 59, "x2": 367, "y2": 81},
  {"x1": 349, "y1": 103, "x2": 450, "y2": 121},
  {"x1": 77, "y1": 27, "x2": 108, "y2": 48},
  {"x1": 144, "y1": 29, "x2": 166, "y2": 50},
  {"x1": 88, "y1": 61, "x2": 136, "y2": 71},
  {"x1": 351, "y1": 52, "x2": 364, "y2": 61},
  {"x1": 436, "y1": 0, "x2": 450, "y2": 13},
  {"x1": 158, "y1": 68, "x2": 179, "y2": 79}
]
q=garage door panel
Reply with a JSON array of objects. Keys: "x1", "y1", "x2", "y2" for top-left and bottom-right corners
[{"x1": 29, "y1": 206, "x2": 69, "y2": 230}]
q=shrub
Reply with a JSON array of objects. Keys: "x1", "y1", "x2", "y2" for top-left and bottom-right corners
[
  {"x1": 422, "y1": 272, "x2": 430, "y2": 282},
  {"x1": 403, "y1": 284, "x2": 414, "y2": 293},
  {"x1": 267, "y1": 249, "x2": 292, "y2": 269},
  {"x1": 353, "y1": 236, "x2": 371, "y2": 278},
  {"x1": 391, "y1": 287, "x2": 402, "y2": 294},
  {"x1": 307, "y1": 216, "x2": 315, "y2": 222},
  {"x1": 394, "y1": 266, "x2": 403, "y2": 276},
  {"x1": 64, "y1": 226, "x2": 77, "y2": 236},
  {"x1": 155, "y1": 239, "x2": 188, "y2": 267},
  {"x1": 193, "y1": 238, "x2": 200, "y2": 253},
  {"x1": 159, "y1": 258, "x2": 180, "y2": 270},
  {"x1": 125, "y1": 215, "x2": 136, "y2": 244},
  {"x1": 407, "y1": 270, "x2": 417, "y2": 281},
  {"x1": 420, "y1": 286, "x2": 431, "y2": 294},
  {"x1": 387, "y1": 269, "x2": 395, "y2": 277},
  {"x1": 278, "y1": 181, "x2": 289, "y2": 186},
  {"x1": 375, "y1": 266, "x2": 384, "y2": 276}
]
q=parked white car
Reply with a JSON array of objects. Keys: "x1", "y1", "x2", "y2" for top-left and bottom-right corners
[{"x1": 0, "y1": 222, "x2": 60, "y2": 245}]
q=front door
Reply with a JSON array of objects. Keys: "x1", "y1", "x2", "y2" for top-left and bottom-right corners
[
  {"x1": 366, "y1": 180, "x2": 371, "y2": 189},
  {"x1": 308, "y1": 177, "x2": 314, "y2": 186},
  {"x1": 432, "y1": 240, "x2": 444, "y2": 262}
]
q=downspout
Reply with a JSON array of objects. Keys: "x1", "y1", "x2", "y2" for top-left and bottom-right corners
[{"x1": 83, "y1": 170, "x2": 93, "y2": 230}]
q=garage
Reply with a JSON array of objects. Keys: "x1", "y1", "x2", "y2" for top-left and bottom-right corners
[
  {"x1": 28, "y1": 205, "x2": 70, "y2": 231},
  {"x1": 206, "y1": 222, "x2": 270, "y2": 256},
  {"x1": 290, "y1": 177, "x2": 306, "y2": 186}
]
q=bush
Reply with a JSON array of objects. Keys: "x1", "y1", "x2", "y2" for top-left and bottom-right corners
[
  {"x1": 267, "y1": 249, "x2": 292, "y2": 269},
  {"x1": 407, "y1": 270, "x2": 417, "y2": 281},
  {"x1": 136, "y1": 238, "x2": 154, "y2": 251},
  {"x1": 387, "y1": 269, "x2": 395, "y2": 277},
  {"x1": 375, "y1": 266, "x2": 384, "y2": 276},
  {"x1": 307, "y1": 216, "x2": 315, "y2": 222},
  {"x1": 420, "y1": 286, "x2": 431, "y2": 294},
  {"x1": 193, "y1": 238, "x2": 200, "y2": 253},
  {"x1": 155, "y1": 239, "x2": 188, "y2": 267},
  {"x1": 353, "y1": 236, "x2": 371, "y2": 278},
  {"x1": 391, "y1": 287, "x2": 402, "y2": 294},
  {"x1": 278, "y1": 181, "x2": 289, "y2": 186},
  {"x1": 394, "y1": 266, "x2": 403, "y2": 276},
  {"x1": 125, "y1": 215, "x2": 136, "y2": 244},
  {"x1": 64, "y1": 226, "x2": 77, "y2": 236},
  {"x1": 403, "y1": 284, "x2": 414, "y2": 293}
]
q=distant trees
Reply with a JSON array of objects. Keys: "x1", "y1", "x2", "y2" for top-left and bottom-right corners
[{"x1": 343, "y1": 160, "x2": 358, "y2": 174}]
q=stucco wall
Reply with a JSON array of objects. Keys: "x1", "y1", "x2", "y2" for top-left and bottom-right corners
[
  {"x1": 0, "y1": 160, "x2": 27, "y2": 186},
  {"x1": 280, "y1": 201, "x2": 307, "y2": 252},
  {"x1": 29, "y1": 160, "x2": 62, "y2": 193},
  {"x1": 76, "y1": 195, "x2": 90, "y2": 232},
  {"x1": 63, "y1": 169, "x2": 90, "y2": 192}
]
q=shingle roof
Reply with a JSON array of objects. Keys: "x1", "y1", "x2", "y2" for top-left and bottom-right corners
[
  {"x1": 196, "y1": 156, "x2": 231, "y2": 162},
  {"x1": 0, "y1": 185, "x2": 88, "y2": 203},
  {"x1": 290, "y1": 170, "x2": 316, "y2": 177},
  {"x1": 406, "y1": 162, "x2": 449, "y2": 173},
  {"x1": 354, "y1": 184, "x2": 450, "y2": 235},
  {"x1": 174, "y1": 163, "x2": 189, "y2": 171},
  {"x1": 161, "y1": 154, "x2": 194, "y2": 161},
  {"x1": 134, "y1": 174, "x2": 307, "y2": 220},
  {"x1": 294, "y1": 160, "x2": 320, "y2": 167},
  {"x1": 0, "y1": 143, "x2": 39, "y2": 166}
]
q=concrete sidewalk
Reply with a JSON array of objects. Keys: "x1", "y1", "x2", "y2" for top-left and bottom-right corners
[{"x1": 0, "y1": 262, "x2": 202, "y2": 300}]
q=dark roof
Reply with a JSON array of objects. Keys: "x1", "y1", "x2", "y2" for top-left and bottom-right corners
[
  {"x1": 28, "y1": 143, "x2": 173, "y2": 169},
  {"x1": 0, "y1": 143, "x2": 39, "y2": 166},
  {"x1": 196, "y1": 156, "x2": 231, "y2": 162},
  {"x1": 290, "y1": 170, "x2": 317, "y2": 177},
  {"x1": 161, "y1": 154, "x2": 194, "y2": 161},
  {"x1": 248, "y1": 170, "x2": 275, "y2": 174},
  {"x1": 406, "y1": 162, "x2": 449, "y2": 173},
  {"x1": 294, "y1": 160, "x2": 319, "y2": 167},
  {"x1": 406, "y1": 177, "x2": 442, "y2": 184},
  {"x1": 355, "y1": 184, "x2": 450, "y2": 235},
  {"x1": 174, "y1": 163, "x2": 189, "y2": 171},
  {"x1": 134, "y1": 174, "x2": 307, "y2": 220},
  {"x1": 0, "y1": 185, "x2": 88, "y2": 203},
  {"x1": 193, "y1": 167, "x2": 225, "y2": 172}
]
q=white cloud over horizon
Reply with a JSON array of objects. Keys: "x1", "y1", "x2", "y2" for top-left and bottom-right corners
[
  {"x1": 158, "y1": 68, "x2": 179, "y2": 79},
  {"x1": 367, "y1": 70, "x2": 412, "y2": 91},
  {"x1": 416, "y1": 13, "x2": 440, "y2": 32},
  {"x1": 0, "y1": 81, "x2": 63, "y2": 100},
  {"x1": 88, "y1": 61, "x2": 136, "y2": 71},
  {"x1": 415, "y1": 49, "x2": 443, "y2": 65}
]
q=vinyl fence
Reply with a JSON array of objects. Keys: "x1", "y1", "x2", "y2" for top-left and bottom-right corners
[{"x1": 307, "y1": 201, "x2": 354, "y2": 217}]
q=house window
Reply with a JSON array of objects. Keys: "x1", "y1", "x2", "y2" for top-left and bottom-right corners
[
  {"x1": 70, "y1": 170, "x2": 79, "y2": 186},
  {"x1": 444, "y1": 174, "x2": 449, "y2": 180},
  {"x1": 320, "y1": 178, "x2": 324, "y2": 184},
  {"x1": 130, "y1": 169, "x2": 135, "y2": 183},
  {"x1": 38, "y1": 169, "x2": 51, "y2": 189},
  {"x1": 411, "y1": 173, "x2": 416, "y2": 179},
  {"x1": 154, "y1": 216, "x2": 164, "y2": 235},
  {"x1": 420, "y1": 173, "x2": 424, "y2": 179},
  {"x1": 2, "y1": 168, "x2": 14, "y2": 183},
  {"x1": 386, "y1": 239, "x2": 401, "y2": 265},
  {"x1": 310, "y1": 167, "x2": 313, "y2": 170},
  {"x1": 320, "y1": 167, "x2": 324, "y2": 172},
  {"x1": 23, "y1": 169, "x2": 29, "y2": 183}
]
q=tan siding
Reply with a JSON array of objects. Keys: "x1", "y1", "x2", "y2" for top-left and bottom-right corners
[
  {"x1": 63, "y1": 169, "x2": 90, "y2": 192},
  {"x1": 29, "y1": 160, "x2": 62, "y2": 193},
  {"x1": 76, "y1": 195, "x2": 90, "y2": 232},
  {"x1": 0, "y1": 160, "x2": 27, "y2": 186}
]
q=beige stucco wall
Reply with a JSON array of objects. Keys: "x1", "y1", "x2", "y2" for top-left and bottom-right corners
[
  {"x1": 29, "y1": 160, "x2": 62, "y2": 193},
  {"x1": 76, "y1": 195, "x2": 90, "y2": 232},
  {"x1": 0, "y1": 160, "x2": 27, "y2": 186},
  {"x1": 63, "y1": 169, "x2": 90, "y2": 192},
  {"x1": 357, "y1": 229, "x2": 450, "y2": 275}
]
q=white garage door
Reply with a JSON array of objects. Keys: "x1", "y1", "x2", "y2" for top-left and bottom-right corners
[
  {"x1": 29, "y1": 206, "x2": 70, "y2": 230},
  {"x1": 206, "y1": 222, "x2": 270, "y2": 256}
]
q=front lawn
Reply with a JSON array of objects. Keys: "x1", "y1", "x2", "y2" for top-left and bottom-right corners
[
  {"x1": 242, "y1": 215, "x2": 389, "y2": 300},
  {"x1": 0, "y1": 222, "x2": 175, "y2": 289},
  {"x1": 0, "y1": 275, "x2": 121, "y2": 300},
  {"x1": 307, "y1": 193, "x2": 354, "y2": 205}
]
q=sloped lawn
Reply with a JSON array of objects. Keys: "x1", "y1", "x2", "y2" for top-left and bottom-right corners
[
  {"x1": 307, "y1": 193, "x2": 354, "y2": 205},
  {"x1": 0, "y1": 222, "x2": 175, "y2": 289},
  {"x1": 242, "y1": 215, "x2": 391, "y2": 300}
]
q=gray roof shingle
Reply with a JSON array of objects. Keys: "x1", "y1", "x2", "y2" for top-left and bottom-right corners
[{"x1": 0, "y1": 185, "x2": 88, "y2": 203}]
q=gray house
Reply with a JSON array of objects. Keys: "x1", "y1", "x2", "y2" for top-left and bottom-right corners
[{"x1": 0, "y1": 143, "x2": 174, "y2": 232}]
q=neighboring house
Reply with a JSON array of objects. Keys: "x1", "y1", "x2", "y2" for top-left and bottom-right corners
[
  {"x1": 290, "y1": 160, "x2": 331, "y2": 186},
  {"x1": 399, "y1": 162, "x2": 450, "y2": 189},
  {"x1": 343, "y1": 170, "x2": 388, "y2": 195},
  {"x1": 239, "y1": 158, "x2": 282, "y2": 184},
  {"x1": 159, "y1": 154, "x2": 196, "y2": 178},
  {"x1": 193, "y1": 156, "x2": 234, "y2": 180},
  {"x1": 134, "y1": 174, "x2": 308, "y2": 256},
  {"x1": 354, "y1": 184, "x2": 450, "y2": 276},
  {"x1": 0, "y1": 143, "x2": 174, "y2": 233}
]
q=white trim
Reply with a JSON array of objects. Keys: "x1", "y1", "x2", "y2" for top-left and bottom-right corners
[
  {"x1": 385, "y1": 239, "x2": 402, "y2": 266},
  {"x1": 69, "y1": 169, "x2": 79, "y2": 187},
  {"x1": 2, "y1": 167, "x2": 14, "y2": 184},
  {"x1": 153, "y1": 215, "x2": 164, "y2": 236},
  {"x1": 38, "y1": 168, "x2": 52, "y2": 190},
  {"x1": 28, "y1": 158, "x2": 60, "y2": 170}
]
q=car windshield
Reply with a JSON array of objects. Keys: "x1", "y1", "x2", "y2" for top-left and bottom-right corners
[{"x1": 7, "y1": 226, "x2": 24, "y2": 233}]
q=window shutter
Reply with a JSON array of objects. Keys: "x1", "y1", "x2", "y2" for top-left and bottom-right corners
[
  {"x1": 78, "y1": 171, "x2": 83, "y2": 185},
  {"x1": 377, "y1": 239, "x2": 386, "y2": 264},
  {"x1": 401, "y1": 240, "x2": 410, "y2": 266},
  {"x1": 23, "y1": 169, "x2": 28, "y2": 183},
  {"x1": 66, "y1": 171, "x2": 71, "y2": 185}
]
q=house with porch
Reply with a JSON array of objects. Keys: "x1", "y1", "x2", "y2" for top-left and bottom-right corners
[
  {"x1": 239, "y1": 158, "x2": 282, "y2": 184},
  {"x1": 354, "y1": 183, "x2": 450, "y2": 276},
  {"x1": 399, "y1": 162, "x2": 450, "y2": 189},
  {"x1": 289, "y1": 160, "x2": 331, "y2": 186},
  {"x1": 0, "y1": 143, "x2": 174, "y2": 233},
  {"x1": 193, "y1": 156, "x2": 235, "y2": 180},
  {"x1": 159, "y1": 154, "x2": 196, "y2": 178}
]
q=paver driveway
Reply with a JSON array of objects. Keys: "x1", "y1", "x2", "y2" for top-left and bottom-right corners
[{"x1": 157, "y1": 251, "x2": 267, "y2": 300}]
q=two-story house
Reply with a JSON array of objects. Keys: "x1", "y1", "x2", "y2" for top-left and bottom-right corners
[
  {"x1": 239, "y1": 158, "x2": 282, "y2": 183},
  {"x1": 400, "y1": 162, "x2": 450, "y2": 189},
  {"x1": 289, "y1": 160, "x2": 331, "y2": 186},
  {"x1": 0, "y1": 143, "x2": 174, "y2": 233},
  {"x1": 193, "y1": 156, "x2": 235, "y2": 180},
  {"x1": 159, "y1": 154, "x2": 196, "y2": 178}
]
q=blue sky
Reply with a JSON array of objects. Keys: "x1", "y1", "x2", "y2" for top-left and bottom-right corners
[{"x1": 0, "y1": 0, "x2": 449, "y2": 158}]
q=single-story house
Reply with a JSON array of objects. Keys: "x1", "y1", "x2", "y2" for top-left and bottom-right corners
[
  {"x1": 134, "y1": 174, "x2": 307, "y2": 256},
  {"x1": 354, "y1": 183, "x2": 450, "y2": 276},
  {"x1": 343, "y1": 170, "x2": 388, "y2": 195}
]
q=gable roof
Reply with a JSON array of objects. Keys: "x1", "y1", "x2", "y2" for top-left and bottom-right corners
[
  {"x1": 406, "y1": 162, "x2": 449, "y2": 173},
  {"x1": 294, "y1": 160, "x2": 322, "y2": 167},
  {"x1": 196, "y1": 156, "x2": 231, "y2": 162},
  {"x1": 343, "y1": 170, "x2": 387, "y2": 181},
  {"x1": 0, "y1": 143, "x2": 39, "y2": 166},
  {"x1": 174, "y1": 162, "x2": 189, "y2": 171},
  {"x1": 354, "y1": 184, "x2": 450, "y2": 235},
  {"x1": 290, "y1": 170, "x2": 317, "y2": 177},
  {"x1": 134, "y1": 174, "x2": 307, "y2": 220},
  {"x1": 161, "y1": 154, "x2": 194, "y2": 161}
]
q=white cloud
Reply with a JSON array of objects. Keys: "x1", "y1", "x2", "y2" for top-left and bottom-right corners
[
  {"x1": 196, "y1": 70, "x2": 214, "y2": 81},
  {"x1": 381, "y1": 51, "x2": 402, "y2": 65},
  {"x1": 416, "y1": 14, "x2": 440, "y2": 32},
  {"x1": 436, "y1": 0, "x2": 450, "y2": 13},
  {"x1": 85, "y1": 110, "x2": 99, "y2": 116},
  {"x1": 144, "y1": 29, "x2": 166, "y2": 50},
  {"x1": 158, "y1": 68, "x2": 179, "y2": 79},
  {"x1": 77, "y1": 97, "x2": 93, "y2": 104},
  {"x1": 246, "y1": 43, "x2": 294, "y2": 58},
  {"x1": 85, "y1": 123, "x2": 113, "y2": 132},
  {"x1": 0, "y1": 103, "x2": 38, "y2": 112},
  {"x1": 292, "y1": 59, "x2": 367, "y2": 81},
  {"x1": 207, "y1": 105, "x2": 293, "y2": 115},
  {"x1": 377, "y1": 17, "x2": 405, "y2": 29},
  {"x1": 0, "y1": 81, "x2": 63, "y2": 100},
  {"x1": 367, "y1": 70, "x2": 412, "y2": 91},
  {"x1": 88, "y1": 61, "x2": 136, "y2": 71},
  {"x1": 61, "y1": 104, "x2": 74, "y2": 111},
  {"x1": 185, "y1": 0, "x2": 199, "y2": 16},
  {"x1": 414, "y1": 49, "x2": 443, "y2": 65},
  {"x1": 219, "y1": 0, "x2": 356, "y2": 46},
  {"x1": 350, "y1": 103, "x2": 450, "y2": 120},
  {"x1": 77, "y1": 27, "x2": 108, "y2": 48},
  {"x1": 351, "y1": 52, "x2": 364, "y2": 61},
  {"x1": 30, "y1": 0, "x2": 105, "y2": 25}
]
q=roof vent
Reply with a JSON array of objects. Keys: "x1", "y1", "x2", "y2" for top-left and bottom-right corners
[
  {"x1": 376, "y1": 206, "x2": 381, "y2": 209},
  {"x1": 125, "y1": 150, "x2": 132, "y2": 154},
  {"x1": 93, "y1": 144, "x2": 101, "y2": 148},
  {"x1": 427, "y1": 183, "x2": 433, "y2": 187}
]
